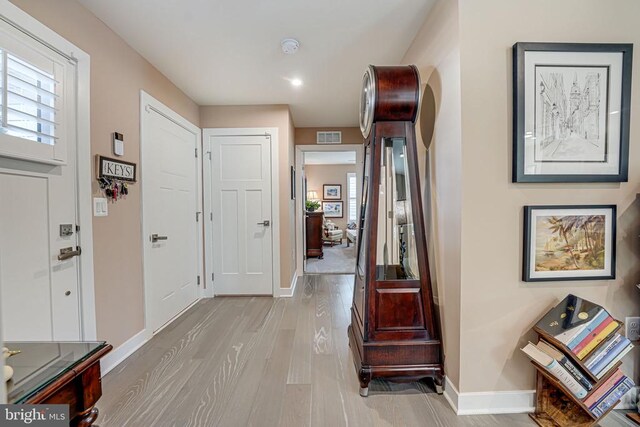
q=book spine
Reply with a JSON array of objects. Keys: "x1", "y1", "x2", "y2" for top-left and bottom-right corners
[
  {"x1": 571, "y1": 316, "x2": 612, "y2": 355},
  {"x1": 585, "y1": 335, "x2": 622, "y2": 369},
  {"x1": 583, "y1": 369, "x2": 623, "y2": 408},
  {"x1": 547, "y1": 360, "x2": 588, "y2": 399},
  {"x1": 555, "y1": 320, "x2": 590, "y2": 346},
  {"x1": 591, "y1": 378, "x2": 634, "y2": 418},
  {"x1": 558, "y1": 356, "x2": 592, "y2": 391},
  {"x1": 567, "y1": 310, "x2": 607, "y2": 349},
  {"x1": 576, "y1": 321, "x2": 619, "y2": 359},
  {"x1": 591, "y1": 338, "x2": 630, "y2": 375},
  {"x1": 596, "y1": 343, "x2": 634, "y2": 379}
]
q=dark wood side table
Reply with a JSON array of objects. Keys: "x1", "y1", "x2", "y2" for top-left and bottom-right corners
[
  {"x1": 6, "y1": 341, "x2": 112, "y2": 427},
  {"x1": 305, "y1": 211, "x2": 324, "y2": 259}
]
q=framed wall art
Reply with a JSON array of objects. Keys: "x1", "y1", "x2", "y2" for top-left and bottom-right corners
[
  {"x1": 322, "y1": 201, "x2": 343, "y2": 218},
  {"x1": 513, "y1": 43, "x2": 632, "y2": 182},
  {"x1": 523, "y1": 205, "x2": 616, "y2": 282},
  {"x1": 323, "y1": 184, "x2": 342, "y2": 200}
]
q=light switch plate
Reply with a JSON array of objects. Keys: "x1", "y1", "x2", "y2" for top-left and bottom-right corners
[
  {"x1": 93, "y1": 197, "x2": 108, "y2": 217},
  {"x1": 625, "y1": 316, "x2": 640, "y2": 342}
]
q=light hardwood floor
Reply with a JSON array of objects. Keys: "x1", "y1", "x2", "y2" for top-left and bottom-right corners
[{"x1": 97, "y1": 275, "x2": 633, "y2": 427}]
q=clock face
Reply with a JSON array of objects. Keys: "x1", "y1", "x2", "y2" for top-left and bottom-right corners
[{"x1": 359, "y1": 66, "x2": 375, "y2": 138}]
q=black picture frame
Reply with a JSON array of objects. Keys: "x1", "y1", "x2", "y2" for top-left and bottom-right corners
[
  {"x1": 523, "y1": 205, "x2": 616, "y2": 282},
  {"x1": 323, "y1": 184, "x2": 342, "y2": 200},
  {"x1": 513, "y1": 42, "x2": 633, "y2": 183},
  {"x1": 322, "y1": 201, "x2": 343, "y2": 218},
  {"x1": 290, "y1": 166, "x2": 295, "y2": 200}
]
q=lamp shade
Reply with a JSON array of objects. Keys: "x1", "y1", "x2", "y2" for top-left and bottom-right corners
[{"x1": 306, "y1": 190, "x2": 318, "y2": 200}]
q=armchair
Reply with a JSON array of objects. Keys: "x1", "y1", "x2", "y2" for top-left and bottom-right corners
[{"x1": 323, "y1": 217, "x2": 343, "y2": 246}]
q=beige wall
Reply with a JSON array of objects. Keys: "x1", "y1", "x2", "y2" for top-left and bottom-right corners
[
  {"x1": 295, "y1": 127, "x2": 363, "y2": 145},
  {"x1": 402, "y1": 0, "x2": 463, "y2": 389},
  {"x1": 10, "y1": 0, "x2": 200, "y2": 349},
  {"x1": 456, "y1": 0, "x2": 640, "y2": 393},
  {"x1": 200, "y1": 105, "x2": 297, "y2": 289},
  {"x1": 304, "y1": 164, "x2": 357, "y2": 232}
]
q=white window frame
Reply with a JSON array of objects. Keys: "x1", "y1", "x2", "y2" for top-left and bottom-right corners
[
  {"x1": 0, "y1": 15, "x2": 72, "y2": 165},
  {"x1": 347, "y1": 172, "x2": 357, "y2": 222},
  {"x1": 0, "y1": 2, "x2": 96, "y2": 342}
]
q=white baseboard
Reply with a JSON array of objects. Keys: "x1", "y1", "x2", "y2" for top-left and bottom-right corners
[
  {"x1": 100, "y1": 328, "x2": 151, "y2": 376},
  {"x1": 277, "y1": 271, "x2": 299, "y2": 297},
  {"x1": 443, "y1": 377, "x2": 535, "y2": 415}
]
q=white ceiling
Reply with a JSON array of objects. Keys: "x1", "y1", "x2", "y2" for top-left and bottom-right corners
[
  {"x1": 304, "y1": 151, "x2": 356, "y2": 165},
  {"x1": 77, "y1": 0, "x2": 435, "y2": 127}
]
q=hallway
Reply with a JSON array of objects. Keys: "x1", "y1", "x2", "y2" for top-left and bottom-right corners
[{"x1": 97, "y1": 275, "x2": 541, "y2": 426}]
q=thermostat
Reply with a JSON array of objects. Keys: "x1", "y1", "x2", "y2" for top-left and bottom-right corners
[{"x1": 113, "y1": 132, "x2": 124, "y2": 156}]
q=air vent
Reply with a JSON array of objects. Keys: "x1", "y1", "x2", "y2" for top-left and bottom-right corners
[{"x1": 316, "y1": 131, "x2": 342, "y2": 144}]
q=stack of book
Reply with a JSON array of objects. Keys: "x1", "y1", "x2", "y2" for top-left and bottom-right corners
[{"x1": 522, "y1": 294, "x2": 635, "y2": 419}]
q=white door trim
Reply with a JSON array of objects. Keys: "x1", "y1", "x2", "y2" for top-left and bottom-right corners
[
  {"x1": 203, "y1": 128, "x2": 280, "y2": 297},
  {"x1": 295, "y1": 144, "x2": 363, "y2": 276},
  {"x1": 140, "y1": 91, "x2": 204, "y2": 333},
  {"x1": 0, "y1": 0, "x2": 96, "y2": 340}
]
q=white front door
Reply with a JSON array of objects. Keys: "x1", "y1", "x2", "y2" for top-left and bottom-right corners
[
  {"x1": 0, "y1": 20, "x2": 81, "y2": 341},
  {"x1": 208, "y1": 134, "x2": 273, "y2": 295},
  {"x1": 0, "y1": 159, "x2": 80, "y2": 342},
  {"x1": 142, "y1": 99, "x2": 199, "y2": 333}
]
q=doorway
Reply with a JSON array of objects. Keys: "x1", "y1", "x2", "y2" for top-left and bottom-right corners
[
  {"x1": 295, "y1": 145, "x2": 363, "y2": 275},
  {"x1": 140, "y1": 92, "x2": 202, "y2": 333}
]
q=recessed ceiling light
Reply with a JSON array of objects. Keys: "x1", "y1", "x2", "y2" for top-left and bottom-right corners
[{"x1": 291, "y1": 78, "x2": 303, "y2": 87}]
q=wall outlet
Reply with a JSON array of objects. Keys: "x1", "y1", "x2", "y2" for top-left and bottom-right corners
[{"x1": 625, "y1": 316, "x2": 640, "y2": 341}]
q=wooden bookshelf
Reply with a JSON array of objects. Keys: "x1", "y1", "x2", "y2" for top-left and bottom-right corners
[
  {"x1": 626, "y1": 412, "x2": 640, "y2": 425},
  {"x1": 530, "y1": 322, "x2": 628, "y2": 427},
  {"x1": 534, "y1": 320, "x2": 623, "y2": 383}
]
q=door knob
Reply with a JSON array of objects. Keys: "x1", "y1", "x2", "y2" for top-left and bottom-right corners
[
  {"x1": 257, "y1": 220, "x2": 270, "y2": 226},
  {"x1": 151, "y1": 234, "x2": 168, "y2": 242}
]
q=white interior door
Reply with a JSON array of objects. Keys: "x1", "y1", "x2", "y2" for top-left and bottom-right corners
[
  {"x1": 0, "y1": 157, "x2": 80, "y2": 342},
  {"x1": 142, "y1": 99, "x2": 199, "y2": 333},
  {"x1": 209, "y1": 134, "x2": 273, "y2": 295}
]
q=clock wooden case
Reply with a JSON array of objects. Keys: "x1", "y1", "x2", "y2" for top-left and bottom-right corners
[{"x1": 348, "y1": 65, "x2": 444, "y2": 397}]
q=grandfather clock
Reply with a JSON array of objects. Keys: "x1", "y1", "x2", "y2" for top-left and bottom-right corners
[{"x1": 347, "y1": 65, "x2": 444, "y2": 397}]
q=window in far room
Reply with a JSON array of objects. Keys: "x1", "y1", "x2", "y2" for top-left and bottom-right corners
[{"x1": 347, "y1": 172, "x2": 357, "y2": 222}]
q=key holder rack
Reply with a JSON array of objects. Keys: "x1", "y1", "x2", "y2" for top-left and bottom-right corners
[{"x1": 96, "y1": 155, "x2": 136, "y2": 202}]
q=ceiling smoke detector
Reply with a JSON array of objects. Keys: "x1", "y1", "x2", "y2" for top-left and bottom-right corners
[{"x1": 281, "y1": 38, "x2": 300, "y2": 55}]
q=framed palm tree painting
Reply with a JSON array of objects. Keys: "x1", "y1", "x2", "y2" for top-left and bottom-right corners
[{"x1": 523, "y1": 205, "x2": 616, "y2": 282}]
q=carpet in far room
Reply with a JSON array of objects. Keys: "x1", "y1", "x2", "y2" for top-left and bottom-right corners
[{"x1": 306, "y1": 241, "x2": 356, "y2": 274}]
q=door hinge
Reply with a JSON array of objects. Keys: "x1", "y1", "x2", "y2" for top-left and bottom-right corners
[
  {"x1": 210, "y1": 212, "x2": 213, "y2": 221},
  {"x1": 197, "y1": 275, "x2": 201, "y2": 286},
  {"x1": 211, "y1": 273, "x2": 215, "y2": 282},
  {"x1": 196, "y1": 212, "x2": 201, "y2": 222},
  {"x1": 195, "y1": 148, "x2": 198, "y2": 158},
  {"x1": 75, "y1": 225, "x2": 80, "y2": 232}
]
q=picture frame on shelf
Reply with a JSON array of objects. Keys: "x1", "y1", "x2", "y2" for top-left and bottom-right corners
[
  {"x1": 523, "y1": 205, "x2": 616, "y2": 282},
  {"x1": 513, "y1": 42, "x2": 633, "y2": 183},
  {"x1": 323, "y1": 184, "x2": 341, "y2": 200},
  {"x1": 322, "y1": 201, "x2": 343, "y2": 218}
]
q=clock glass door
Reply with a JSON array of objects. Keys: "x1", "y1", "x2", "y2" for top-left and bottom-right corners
[{"x1": 376, "y1": 137, "x2": 419, "y2": 280}]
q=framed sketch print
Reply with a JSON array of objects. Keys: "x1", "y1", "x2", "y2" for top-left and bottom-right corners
[
  {"x1": 513, "y1": 43, "x2": 632, "y2": 182},
  {"x1": 323, "y1": 184, "x2": 342, "y2": 200},
  {"x1": 322, "y1": 201, "x2": 343, "y2": 218},
  {"x1": 523, "y1": 205, "x2": 616, "y2": 282}
]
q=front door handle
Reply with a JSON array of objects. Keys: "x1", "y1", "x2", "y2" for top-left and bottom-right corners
[
  {"x1": 151, "y1": 234, "x2": 168, "y2": 243},
  {"x1": 257, "y1": 220, "x2": 270, "y2": 227},
  {"x1": 58, "y1": 246, "x2": 81, "y2": 261}
]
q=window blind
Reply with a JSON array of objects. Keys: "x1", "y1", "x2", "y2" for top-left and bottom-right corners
[
  {"x1": 348, "y1": 172, "x2": 357, "y2": 222},
  {"x1": 0, "y1": 50, "x2": 58, "y2": 146}
]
